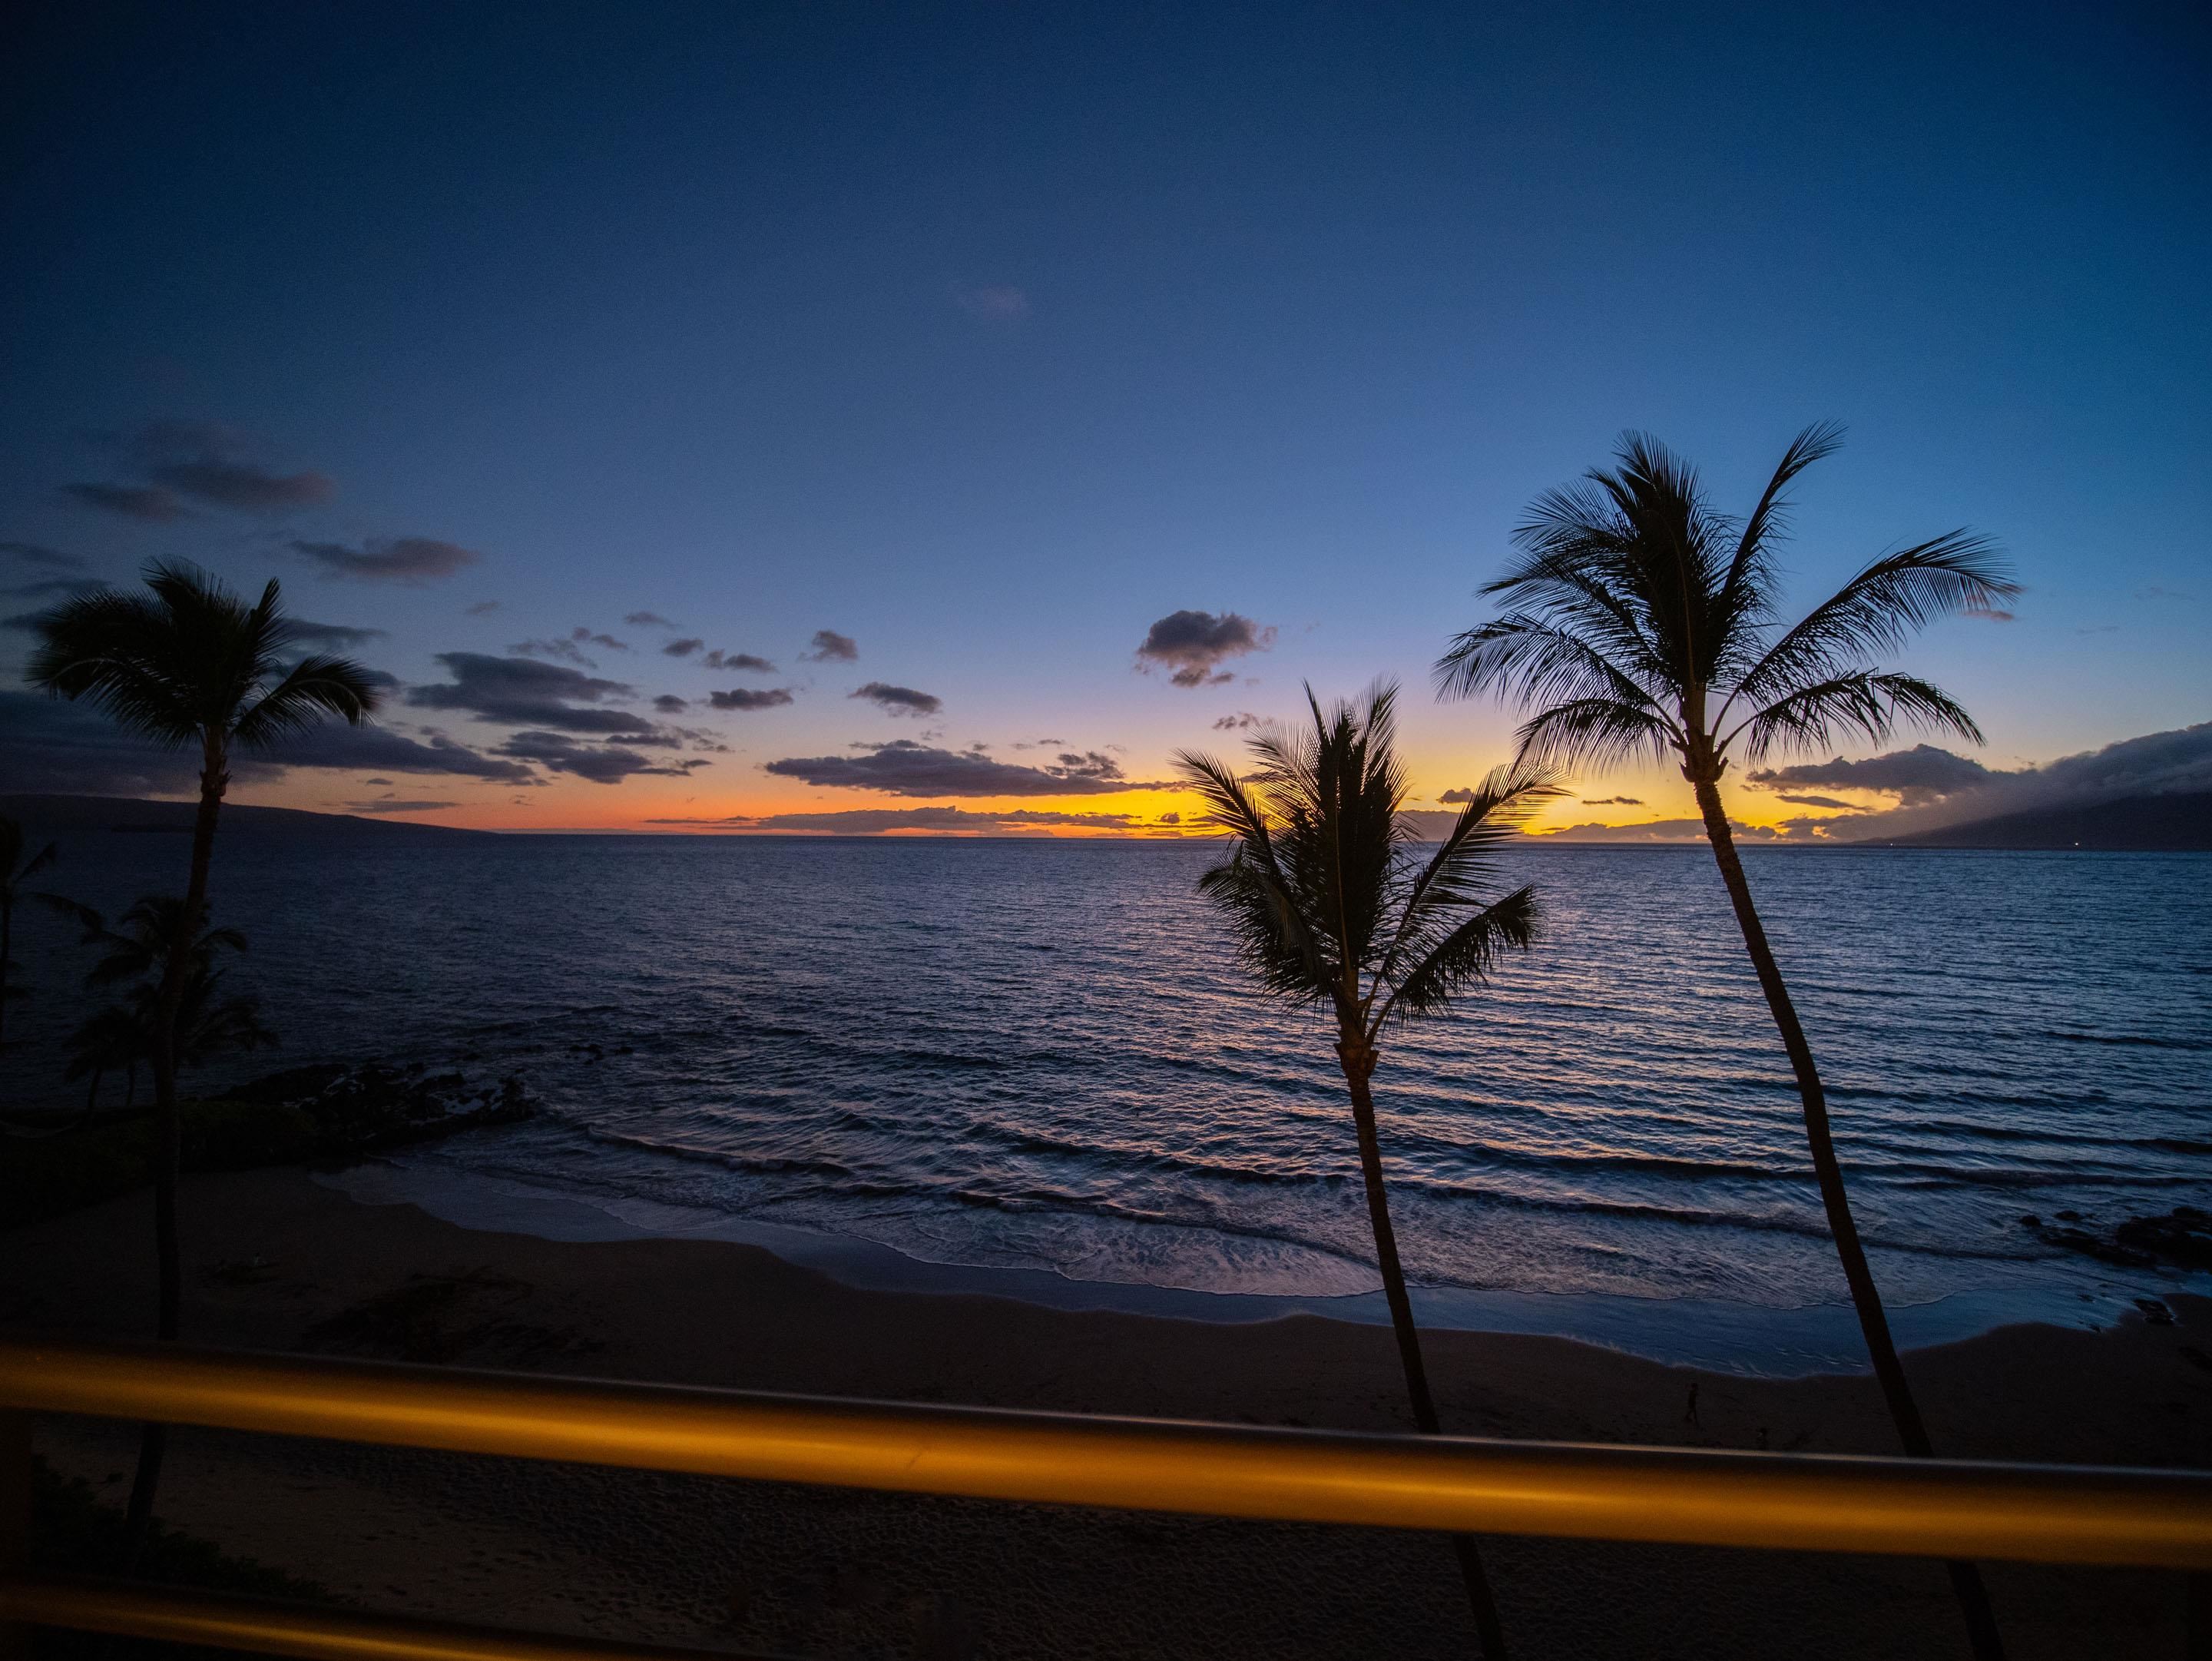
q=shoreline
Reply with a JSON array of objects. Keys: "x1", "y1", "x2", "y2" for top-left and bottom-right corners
[
  {"x1": 329, "y1": 1156, "x2": 2187, "y2": 1378},
  {"x1": 11, "y1": 1165, "x2": 2210, "y2": 1658}
]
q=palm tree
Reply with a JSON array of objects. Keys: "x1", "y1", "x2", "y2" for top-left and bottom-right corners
[
  {"x1": 60, "y1": 913, "x2": 276, "y2": 1114},
  {"x1": 1435, "y1": 425, "x2": 2018, "y2": 1660},
  {"x1": 1177, "y1": 684, "x2": 1552, "y2": 1660},
  {"x1": 0, "y1": 815, "x2": 60, "y2": 1055},
  {"x1": 26, "y1": 561, "x2": 378, "y2": 1547}
]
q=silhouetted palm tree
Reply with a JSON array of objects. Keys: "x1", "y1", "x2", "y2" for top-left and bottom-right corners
[
  {"x1": 0, "y1": 815, "x2": 59, "y2": 1056},
  {"x1": 1177, "y1": 684, "x2": 1552, "y2": 1660},
  {"x1": 1435, "y1": 426, "x2": 2018, "y2": 1661},
  {"x1": 27, "y1": 562, "x2": 378, "y2": 1547}
]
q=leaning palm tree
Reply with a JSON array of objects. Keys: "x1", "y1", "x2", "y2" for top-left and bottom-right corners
[
  {"x1": 1177, "y1": 684, "x2": 1553, "y2": 1660},
  {"x1": 1435, "y1": 425, "x2": 2018, "y2": 1660},
  {"x1": 26, "y1": 561, "x2": 379, "y2": 1547},
  {"x1": 0, "y1": 815, "x2": 60, "y2": 1054}
]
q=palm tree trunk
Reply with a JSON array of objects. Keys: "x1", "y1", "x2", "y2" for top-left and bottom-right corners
[
  {"x1": 1342, "y1": 1060, "x2": 1509, "y2": 1659},
  {"x1": 1691, "y1": 780, "x2": 2005, "y2": 1660},
  {"x1": 0, "y1": 897, "x2": 12, "y2": 1054},
  {"x1": 121, "y1": 741, "x2": 229, "y2": 1563}
]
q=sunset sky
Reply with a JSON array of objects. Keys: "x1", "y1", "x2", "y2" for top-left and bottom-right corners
[{"x1": 3, "y1": 3, "x2": 2206, "y2": 837}]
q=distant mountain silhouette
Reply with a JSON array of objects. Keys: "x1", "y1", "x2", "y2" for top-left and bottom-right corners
[
  {"x1": 0, "y1": 794, "x2": 492, "y2": 841},
  {"x1": 1858, "y1": 791, "x2": 2211, "y2": 850}
]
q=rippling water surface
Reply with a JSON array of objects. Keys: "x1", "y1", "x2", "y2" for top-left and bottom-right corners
[{"x1": 14, "y1": 836, "x2": 2211, "y2": 1334}]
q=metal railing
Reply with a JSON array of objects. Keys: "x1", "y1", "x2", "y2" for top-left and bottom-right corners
[{"x1": 5, "y1": 1335, "x2": 2210, "y2": 1657}]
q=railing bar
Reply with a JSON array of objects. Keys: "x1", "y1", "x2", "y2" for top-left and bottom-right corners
[
  {"x1": 7, "y1": 1337, "x2": 2211, "y2": 1570},
  {"x1": 0, "y1": 1575, "x2": 792, "y2": 1661}
]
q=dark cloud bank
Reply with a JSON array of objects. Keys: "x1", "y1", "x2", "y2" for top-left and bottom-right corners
[{"x1": 1535, "y1": 722, "x2": 2212, "y2": 842}]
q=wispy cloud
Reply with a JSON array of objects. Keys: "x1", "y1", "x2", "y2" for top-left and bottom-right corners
[
  {"x1": 64, "y1": 482, "x2": 187, "y2": 522},
  {"x1": 651, "y1": 807, "x2": 1146, "y2": 834},
  {"x1": 0, "y1": 542, "x2": 86, "y2": 572},
  {"x1": 953, "y1": 284, "x2": 1030, "y2": 321},
  {"x1": 293, "y1": 536, "x2": 477, "y2": 583},
  {"x1": 850, "y1": 681, "x2": 942, "y2": 717}
]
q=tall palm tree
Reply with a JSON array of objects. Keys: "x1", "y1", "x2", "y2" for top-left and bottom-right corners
[
  {"x1": 0, "y1": 815, "x2": 60, "y2": 1055},
  {"x1": 1177, "y1": 684, "x2": 1552, "y2": 1660},
  {"x1": 26, "y1": 561, "x2": 379, "y2": 1546},
  {"x1": 1435, "y1": 425, "x2": 2018, "y2": 1660}
]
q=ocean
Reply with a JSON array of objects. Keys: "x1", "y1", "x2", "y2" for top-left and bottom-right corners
[{"x1": 9, "y1": 832, "x2": 2210, "y2": 1371}]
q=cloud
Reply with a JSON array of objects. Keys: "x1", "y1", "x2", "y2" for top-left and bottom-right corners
[
  {"x1": 1136, "y1": 610, "x2": 1276, "y2": 688},
  {"x1": 954, "y1": 284, "x2": 1031, "y2": 321},
  {"x1": 705, "y1": 650, "x2": 775, "y2": 672},
  {"x1": 131, "y1": 419, "x2": 337, "y2": 510},
  {"x1": 1522, "y1": 817, "x2": 1786, "y2": 844},
  {"x1": 492, "y1": 731, "x2": 711, "y2": 784},
  {"x1": 800, "y1": 629, "x2": 858, "y2": 663},
  {"x1": 576, "y1": 628, "x2": 628, "y2": 651},
  {"x1": 2, "y1": 577, "x2": 104, "y2": 603},
  {"x1": 1, "y1": 542, "x2": 85, "y2": 572},
  {"x1": 149, "y1": 457, "x2": 334, "y2": 511},
  {"x1": 465, "y1": 599, "x2": 501, "y2": 616},
  {"x1": 763, "y1": 740, "x2": 1157, "y2": 797},
  {"x1": 652, "y1": 806, "x2": 1146, "y2": 835},
  {"x1": 1156, "y1": 812, "x2": 1181, "y2": 825},
  {"x1": 270, "y1": 721, "x2": 537, "y2": 781},
  {"x1": 1747, "y1": 744, "x2": 1998, "y2": 807},
  {"x1": 0, "y1": 689, "x2": 207, "y2": 794},
  {"x1": 511, "y1": 635, "x2": 598, "y2": 667},
  {"x1": 1823, "y1": 722, "x2": 2212, "y2": 839},
  {"x1": 362, "y1": 778, "x2": 392, "y2": 785},
  {"x1": 1212, "y1": 712, "x2": 1263, "y2": 731},
  {"x1": 625, "y1": 612, "x2": 677, "y2": 628},
  {"x1": 1775, "y1": 793, "x2": 1853, "y2": 809},
  {"x1": 286, "y1": 618, "x2": 388, "y2": 649},
  {"x1": 664, "y1": 638, "x2": 705, "y2": 657},
  {"x1": 293, "y1": 536, "x2": 477, "y2": 583},
  {"x1": 1578, "y1": 795, "x2": 1644, "y2": 806},
  {"x1": 1438, "y1": 787, "x2": 1476, "y2": 804},
  {"x1": 653, "y1": 695, "x2": 689, "y2": 714},
  {"x1": 406, "y1": 652, "x2": 656, "y2": 734},
  {"x1": 343, "y1": 799, "x2": 457, "y2": 814},
  {"x1": 64, "y1": 482, "x2": 187, "y2": 522},
  {"x1": 0, "y1": 689, "x2": 531, "y2": 792},
  {"x1": 709, "y1": 688, "x2": 795, "y2": 711},
  {"x1": 850, "y1": 681, "x2": 942, "y2": 717}
]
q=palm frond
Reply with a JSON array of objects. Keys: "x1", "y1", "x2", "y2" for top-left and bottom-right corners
[
  {"x1": 1374, "y1": 885, "x2": 1539, "y2": 1030},
  {"x1": 1727, "y1": 533, "x2": 2018, "y2": 712},
  {"x1": 1733, "y1": 671, "x2": 1985, "y2": 765},
  {"x1": 1512, "y1": 698, "x2": 1678, "y2": 772},
  {"x1": 1715, "y1": 421, "x2": 1845, "y2": 635},
  {"x1": 1435, "y1": 612, "x2": 1669, "y2": 716},
  {"x1": 234, "y1": 653, "x2": 382, "y2": 748},
  {"x1": 1379, "y1": 761, "x2": 1559, "y2": 988}
]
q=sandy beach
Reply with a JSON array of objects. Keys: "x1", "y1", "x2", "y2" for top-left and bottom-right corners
[{"x1": 5, "y1": 1165, "x2": 2208, "y2": 1659}]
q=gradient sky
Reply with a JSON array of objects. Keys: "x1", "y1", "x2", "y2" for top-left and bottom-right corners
[{"x1": 2, "y1": 2, "x2": 2206, "y2": 835}]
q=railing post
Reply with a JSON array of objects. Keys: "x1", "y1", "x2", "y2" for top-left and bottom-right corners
[{"x1": 0, "y1": 1408, "x2": 28, "y2": 1661}]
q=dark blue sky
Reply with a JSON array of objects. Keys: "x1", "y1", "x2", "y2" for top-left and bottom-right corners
[{"x1": 3, "y1": 2, "x2": 2205, "y2": 830}]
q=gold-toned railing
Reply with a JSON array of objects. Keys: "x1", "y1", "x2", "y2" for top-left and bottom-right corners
[{"x1": 5, "y1": 1336, "x2": 2210, "y2": 1657}]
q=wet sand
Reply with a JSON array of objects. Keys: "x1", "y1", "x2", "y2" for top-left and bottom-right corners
[{"x1": 6, "y1": 1166, "x2": 2209, "y2": 1659}]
